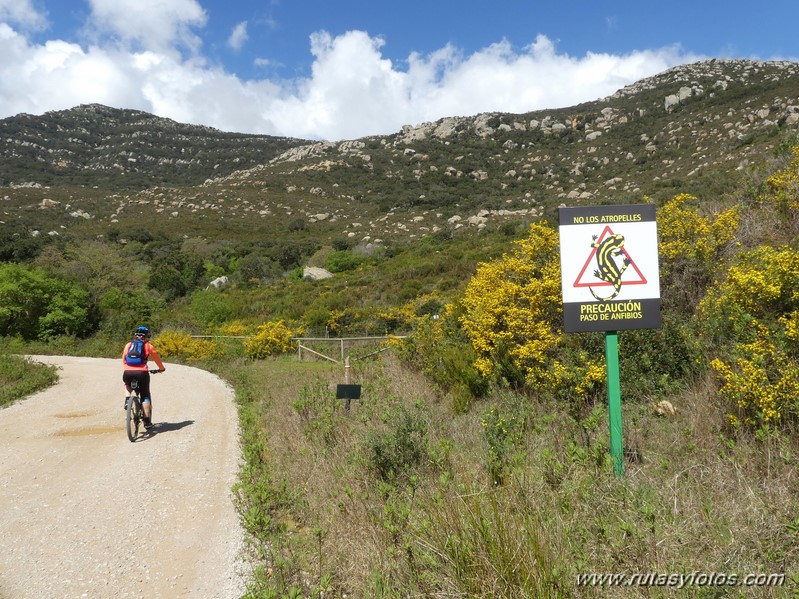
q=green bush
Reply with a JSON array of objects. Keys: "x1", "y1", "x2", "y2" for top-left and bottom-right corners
[
  {"x1": 396, "y1": 312, "x2": 489, "y2": 406},
  {"x1": 148, "y1": 264, "x2": 186, "y2": 300},
  {"x1": 481, "y1": 390, "x2": 529, "y2": 484},
  {"x1": 325, "y1": 250, "x2": 361, "y2": 273},
  {"x1": 189, "y1": 289, "x2": 234, "y2": 327},
  {"x1": 234, "y1": 253, "x2": 280, "y2": 286},
  {"x1": 97, "y1": 286, "x2": 166, "y2": 339},
  {"x1": 0, "y1": 223, "x2": 46, "y2": 262},
  {"x1": 618, "y1": 312, "x2": 701, "y2": 399},
  {"x1": 0, "y1": 263, "x2": 94, "y2": 340},
  {"x1": 364, "y1": 404, "x2": 429, "y2": 481}
]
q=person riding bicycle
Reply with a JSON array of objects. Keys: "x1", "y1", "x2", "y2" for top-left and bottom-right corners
[{"x1": 122, "y1": 326, "x2": 165, "y2": 429}]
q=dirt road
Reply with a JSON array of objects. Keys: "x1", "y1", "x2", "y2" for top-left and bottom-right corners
[{"x1": 0, "y1": 356, "x2": 246, "y2": 599}]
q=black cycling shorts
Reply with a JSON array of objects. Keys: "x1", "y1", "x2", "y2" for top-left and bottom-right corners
[{"x1": 123, "y1": 370, "x2": 152, "y2": 402}]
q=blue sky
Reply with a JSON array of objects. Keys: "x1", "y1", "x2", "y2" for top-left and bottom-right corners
[{"x1": 1, "y1": 0, "x2": 797, "y2": 141}]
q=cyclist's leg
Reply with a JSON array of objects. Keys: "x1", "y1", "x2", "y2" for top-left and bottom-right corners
[
  {"x1": 142, "y1": 398, "x2": 152, "y2": 419},
  {"x1": 139, "y1": 372, "x2": 153, "y2": 421},
  {"x1": 124, "y1": 370, "x2": 151, "y2": 419},
  {"x1": 122, "y1": 371, "x2": 135, "y2": 408}
]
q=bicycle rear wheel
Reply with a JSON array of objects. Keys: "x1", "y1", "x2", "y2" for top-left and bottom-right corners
[{"x1": 125, "y1": 395, "x2": 140, "y2": 442}]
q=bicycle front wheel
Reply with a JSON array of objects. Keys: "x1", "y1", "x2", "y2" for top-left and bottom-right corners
[{"x1": 125, "y1": 396, "x2": 140, "y2": 442}]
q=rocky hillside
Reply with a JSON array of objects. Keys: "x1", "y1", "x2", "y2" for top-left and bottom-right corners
[
  {"x1": 1, "y1": 59, "x2": 798, "y2": 247},
  {"x1": 0, "y1": 103, "x2": 306, "y2": 188}
]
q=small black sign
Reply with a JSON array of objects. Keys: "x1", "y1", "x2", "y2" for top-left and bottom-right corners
[{"x1": 336, "y1": 384, "x2": 362, "y2": 400}]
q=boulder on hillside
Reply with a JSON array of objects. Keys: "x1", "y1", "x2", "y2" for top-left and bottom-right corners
[
  {"x1": 303, "y1": 266, "x2": 333, "y2": 281},
  {"x1": 207, "y1": 275, "x2": 229, "y2": 290}
]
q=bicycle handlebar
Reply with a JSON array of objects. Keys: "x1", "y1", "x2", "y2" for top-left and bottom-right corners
[{"x1": 149, "y1": 369, "x2": 164, "y2": 374}]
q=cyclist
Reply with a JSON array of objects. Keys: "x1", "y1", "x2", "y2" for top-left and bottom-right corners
[{"x1": 122, "y1": 326, "x2": 166, "y2": 429}]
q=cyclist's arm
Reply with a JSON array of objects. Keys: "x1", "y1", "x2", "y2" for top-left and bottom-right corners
[
  {"x1": 121, "y1": 342, "x2": 131, "y2": 364},
  {"x1": 149, "y1": 348, "x2": 166, "y2": 372}
]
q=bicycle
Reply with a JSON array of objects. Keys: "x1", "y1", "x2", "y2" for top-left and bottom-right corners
[{"x1": 125, "y1": 370, "x2": 161, "y2": 442}]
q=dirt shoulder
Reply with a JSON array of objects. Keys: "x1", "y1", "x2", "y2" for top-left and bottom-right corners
[{"x1": 0, "y1": 356, "x2": 247, "y2": 599}]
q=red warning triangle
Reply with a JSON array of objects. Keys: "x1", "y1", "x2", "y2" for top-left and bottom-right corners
[{"x1": 573, "y1": 226, "x2": 647, "y2": 288}]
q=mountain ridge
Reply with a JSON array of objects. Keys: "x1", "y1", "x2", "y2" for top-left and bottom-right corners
[
  {"x1": 0, "y1": 102, "x2": 309, "y2": 189},
  {"x1": 1, "y1": 58, "x2": 798, "y2": 247}
]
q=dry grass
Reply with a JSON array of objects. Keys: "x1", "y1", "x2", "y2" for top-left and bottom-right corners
[{"x1": 230, "y1": 354, "x2": 799, "y2": 598}]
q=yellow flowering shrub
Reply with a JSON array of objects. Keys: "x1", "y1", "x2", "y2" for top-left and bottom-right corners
[
  {"x1": 536, "y1": 349, "x2": 607, "y2": 403},
  {"x1": 711, "y1": 341, "x2": 799, "y2": 427},
  {"x1": 154, "y1": 330, "x2": 223, "y2": 361},
  {"x1": 244, "y1": 320, "x2": 294, "y2": 359},
  {"x1": 324, "y1": 309, "x2": 356, "y2": 337},
  {"x1": 699, "y1": 246, "x2": 799, "y2": 428},
  {"x1": 706, "y1": 147, "x2": 799, "y2": 428},
  {"x1": 760, "y1": 145, "x2": 799, "y2": 215},
  {"x1": 657, "y1": 193, "x2": 739, "y2": 271},
  {"x1": 185, "y1": 338, "x2": 224, "y2": 361},
  {"x1": 459, "y1": 222, "x2": 567, "y2": 389},
  {"x1": 574, "y1": 360, "x2": 607, "y2": 397},
  {"x1": 374, "y1": 304, "x2": 416, "y2": 334},
  {"x1": 154, "y1": 330, "x2": 193, "y2": 358},
  {"x1": 216, "y1": 320, "x2": 249, "y2": 336},
  {"x1": 699, "y1": 246, "x2": 799, "y2": 318},
  {"x1": 779, "y1": 311, "x2": 799, "y2": 341}
]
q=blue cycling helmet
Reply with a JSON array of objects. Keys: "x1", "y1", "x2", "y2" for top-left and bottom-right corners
[{"x1": 134, "y1": 326, "x2": 151, "y2": 339}]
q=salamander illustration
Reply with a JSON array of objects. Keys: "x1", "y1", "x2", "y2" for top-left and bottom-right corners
[{"x1": 589, "y1": 233, "x2": 630, "y2": 301}]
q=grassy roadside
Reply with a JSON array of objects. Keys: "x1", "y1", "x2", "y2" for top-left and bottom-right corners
[
  {"x1": 5, "y1": 344, "x2": 796, "y2": 597},
  {"x1": 0, "y1": 335, "x2": 121, "y2": 409},
  {"x1": 217, "y1": 353, "x2": 799, "y2": 598},
  {"x1": 0, "y1": 353, "x2": 59, "y2": 408}
]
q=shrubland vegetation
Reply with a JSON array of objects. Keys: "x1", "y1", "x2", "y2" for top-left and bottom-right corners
[
  {"x1": 224, "y1": 144, "x2": 799, "y2": 598},
  {"x1": 2, "y1": 62, "x2": 799, "y2": 596},
  {"x1": 3, "y1": 142, "x2": 797, "y2": 597}
]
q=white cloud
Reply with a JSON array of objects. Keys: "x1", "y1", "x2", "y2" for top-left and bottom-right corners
[
  {"x1": 85, "y1": 0, "x2": 207, "y2": 53},
  {"x1": 0, "y1": 26, "x2": 146, "y2": 116},
  {"x1": 0, "y1": 0, "x2": 47, "y2": 30},
  {"x1": 255, "y1": 31, "x2": 695, "y2": 140},
  {"x1": 228, "y1": 21, "x2": 248, "y2": 51},
  {"x1": 0, "y1": 24, "x2": 696, "y2": 140}
]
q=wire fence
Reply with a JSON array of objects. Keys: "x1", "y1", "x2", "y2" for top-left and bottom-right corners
[
  {"x1": 190, "y1": 334, "x2": 406, "y2": 364},
  {"x1": 293, "y1": 336, "x2": 406, "y2": 363}
]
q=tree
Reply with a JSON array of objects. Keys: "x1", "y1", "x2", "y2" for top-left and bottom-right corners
[
  {"x1": 0, "y1": 263, "x2": 93, "y2": 339},
  {"x1": 234, "y1": 253, "x2": 279, "y2": 286},
  {"x1": 97, "y1": 286, "x2": 165, "y2": 339},
  {"x1": 148, "y1": 264, "x2": 187, "y2": 300},
  {"x1": 0, "y1": 223, "x2": 45, "y2": 262}
]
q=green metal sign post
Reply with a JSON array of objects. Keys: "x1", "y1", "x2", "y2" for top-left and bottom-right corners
[{"x1": 605, "y1": 331, "x2": 624, "y2": 477}]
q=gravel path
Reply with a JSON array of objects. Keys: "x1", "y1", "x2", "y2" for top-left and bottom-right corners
[{"x1": 0, "y1": 356, "x2": 247, "y2": 599}]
